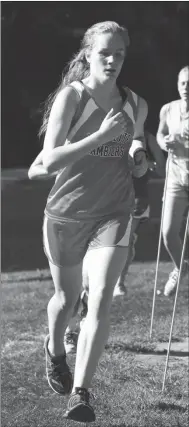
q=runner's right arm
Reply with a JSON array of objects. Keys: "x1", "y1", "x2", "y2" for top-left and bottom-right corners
[
  {"x1": 42, "y1": 87, "x2": 127, "y2": 173},
  {"x1": 28, "y1": 150, "x2": 56, "y2": 180}
]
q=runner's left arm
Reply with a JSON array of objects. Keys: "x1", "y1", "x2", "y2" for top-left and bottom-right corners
[
  {"x1": 129, "y1": 97, "x2": 148, "y2": 177},
  {"x1": 146, "y1": 132, "x2": 166, "y2": 177}
]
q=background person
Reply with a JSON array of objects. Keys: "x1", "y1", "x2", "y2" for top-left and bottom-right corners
[
  {"x1": 157, "y1": 66, "x2": 189, "y2": 297},
  {"x1": 114, "y1": 130, "x2": 166, "y2": 296}
]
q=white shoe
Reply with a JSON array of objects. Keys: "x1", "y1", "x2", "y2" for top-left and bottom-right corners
[
  {"x1": 64, "y1": 332, "x2": 78, "y2": 354},
  {"x1": 164, "y1": 261, "x2": 189, "y2": 297},
  {"x1": 164, "y1": 268, "x2": 179, "y2": 297},
  {"x1": 113, "y1": 282, "x2": 127, "y2": 297}
]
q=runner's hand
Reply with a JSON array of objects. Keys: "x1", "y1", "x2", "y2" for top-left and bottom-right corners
[
  {"x1": 163, "y1": 135, "x2": 180, "y2": 151},
  {"x1": 134, "y1": 149, "x2": 146, "y2": 165},
  {"x1": 99, "y1": 108, "x2": 127, "y2": 142}
]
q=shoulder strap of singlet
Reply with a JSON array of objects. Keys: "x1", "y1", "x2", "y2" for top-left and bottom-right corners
[
  {"x1": 168, "y1": 100, "x2": 180, "y2": 117},
  {"x1": 127, "y1": 88, "x2": 148, "y2": 157},
  {"x1": 66, "y1": 81, "x2": 98, "y2": 141},
  {"x1": 122, "y1": 86, "x2": 139, "y2": 124},
  {"x1": 69, "y1": 81, "x2": 84, "y2": 99},
  {"x1": 67, "y1": 81, "x2": 85, "y2": 127},
  {"x1": 165, "y1": 100, "x2": 180, "y2": 127}
]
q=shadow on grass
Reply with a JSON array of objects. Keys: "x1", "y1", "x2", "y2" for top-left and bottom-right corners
[
  {"x1": 2, "y1": 275, "x2": 52, "y2": 283},
  {"x1": 95, "y1": 424, "x2": 134, "y2": 427},
  {"x1": 105, "y1": 342, "x2": 189, "y2": 357},
  {"x1": 108, "y1": 424, "x2": 127, "y2": 427},
  {"x1": 155, "y1": 401, "x2": 188, "y2": 413}
]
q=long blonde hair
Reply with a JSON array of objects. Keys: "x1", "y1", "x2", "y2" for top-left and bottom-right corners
[{"x1": 39, "y1": 21, "x2": 130, "y2": 136}]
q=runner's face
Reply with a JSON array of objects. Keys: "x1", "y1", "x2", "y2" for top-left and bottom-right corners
[
  {"x1": 178, "y1": 70, "x2": 189, "y2": 101},
  {"x1": 87, "y1": 32, "x2": 126, "y2": 83}
]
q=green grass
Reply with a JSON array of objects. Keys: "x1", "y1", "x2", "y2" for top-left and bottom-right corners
[{"x1": 1, "y1": 263, "x2": 189, "y2": 427}]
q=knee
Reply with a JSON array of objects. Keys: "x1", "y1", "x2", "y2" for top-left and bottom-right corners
[
  {"x1": 88, "y1": 285, "x2": 112, "y2": 319},
  {"x1": 162, "y1": 224, "x2": 176, "y2": 247},
  {"x1": 48, "y1": 291, "x2": 75, "y2": 313}
]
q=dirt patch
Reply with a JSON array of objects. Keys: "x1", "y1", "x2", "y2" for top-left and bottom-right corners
[
  {"x1": 156, "y1": 337, "x2": 189, "y2": 354},
  {"x1": 135, "y1": 338, "x2": 189, "y2": 366}
]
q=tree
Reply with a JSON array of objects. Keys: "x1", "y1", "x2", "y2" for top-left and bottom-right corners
[{"x1": 1, "y1": 2, "x2": 189, "y2": 167}]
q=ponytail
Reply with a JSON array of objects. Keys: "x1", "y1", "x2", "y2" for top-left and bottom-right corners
[
  {"x1": 39, "y1": 49, "x2": 89, "y2": 137},
  {"x1": 63, "y1": 49, "x2": 90, "y2": 86}
]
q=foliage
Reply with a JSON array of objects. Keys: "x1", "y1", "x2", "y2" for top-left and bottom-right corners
[{"x1": 1, "y1": 2, "x2": 189, "y2": 167}]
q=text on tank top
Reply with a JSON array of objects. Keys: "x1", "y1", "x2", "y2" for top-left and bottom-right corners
[{"x1": 45, "y1": 81, "x2": 139, "y2": 221}]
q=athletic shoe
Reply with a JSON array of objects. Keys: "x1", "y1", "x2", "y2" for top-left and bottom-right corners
[
  {"x1": 164, "y1": 261, "x2": 189, "y2": 297},
  {"x1": 134, "y1": 202, "x2": 150, "y2": 222},
  {"x1": 64, "y1": 332, "x2": 78, "y2": 354},
  {"x1": 44, "y1": 335, "x2": 73, "y2": 395},
  {"x1": 63, "y1": 387, "x2": 95, "y2": 422},
  {"x1": 113, "y1": 281, "x2": 127, "y2": 297}
]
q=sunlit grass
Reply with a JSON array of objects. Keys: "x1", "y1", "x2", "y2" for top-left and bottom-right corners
[{"x1": 2, "y1": 263, "x2": 189, "y2": 427}]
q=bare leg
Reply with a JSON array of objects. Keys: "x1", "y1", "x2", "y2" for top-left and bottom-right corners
[
  {"x1": 73, "y1": 245, "x2": 128, "y2": 389},
  {"x1": 64, "y1": 296, "x2": 81, "y2": 354},
  {"x1": 65, "y1": 295, "x2": 81, "y2": 333},
  {"x1": 113, "y1": 218, "x2": 140, "y2": 298},
  {"x1": 162, "y1": 195, "x2": 188, "y2": 269},
  {"x1": 117, "y1": 218, "x2": 140, "y2": 285},
  {"x1": 47, "y1": 261, "x2": 83, "y2": 356}
]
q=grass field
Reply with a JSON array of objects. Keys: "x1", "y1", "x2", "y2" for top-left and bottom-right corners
[
  {"x1": 1, "y1": 171, "x2": 189, "y2": 426},
  {"x1": 2, "y1": 264, "x2": 189, "y2": 427}
]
